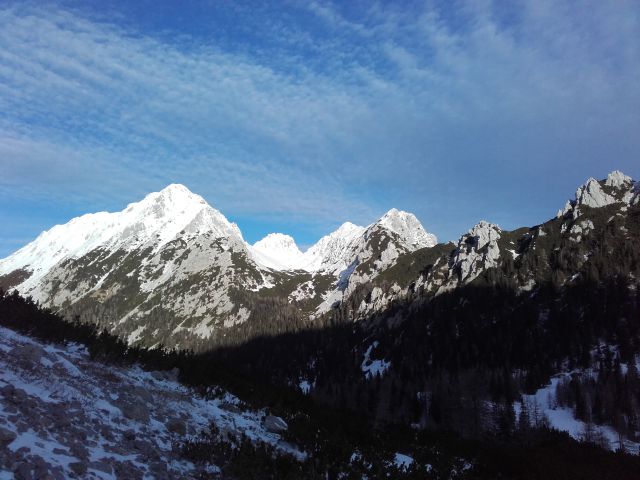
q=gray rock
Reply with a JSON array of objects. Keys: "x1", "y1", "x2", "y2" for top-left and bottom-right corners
[
  {"x1": 31, "y1": 455, "x2": 52, "y2": 478},
  {"x1": 13, "y1": 462, "x2": 33, "y2": 480},
  {"x1": 69, "y1": 461, "x2": 87, "y2": 476},
  {"x1": 69, "y1": 443, "x2": 89, "y2": 460},
  {"x1": 118, "y1": 399, "x2": 150, "y2": 423},
  {"x1": 89, "y1": 460, "x2": 113, "y2": 475},
  {"x1": 0, "y1": 383, "x2": 16, "y2": 398},
  {"x1": 129, "y1": 386, "x2": 153, "y2": 403},
  {"x1": 0, "y1": 426, "x2": 17, "y2": 447},
  {"x1": 2, "y1": 386, "x2": 27, "y2": 405},
  {"x1": 114, "y1": 461, "x2": 143, "y2": 480},
  {"x1": 10, "y1": 343, "x2": 46, "y2": 365},
  {"x1": 263, "y1": 415, "x2": 288, "y2": 433},
  {"x1": 166, "y1": 418, "x2": 186, "y2": 435}
]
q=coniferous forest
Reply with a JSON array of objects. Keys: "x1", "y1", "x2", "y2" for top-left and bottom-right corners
[{"x1": 3, "y1": 267, "x2": 640, "y2": 479}]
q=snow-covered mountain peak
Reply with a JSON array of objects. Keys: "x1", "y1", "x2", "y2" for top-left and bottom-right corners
[
  {"x1": 253, "y1": 233, "x2": 301, "y2": 253},
  {"x1": 250, "y1": 233, "x2": 305, "y2": 270},
  {"x1": 374, "y1": 209, "x2": 438, "y2": 250},
  {"x1": 0, "y1": 185, "x2": 243, "y2": 291},
  {"x1": 333, "y1": 221, "x2": 365, "y2": 236},
  {"x1": 300, "y1": 222, "x2": 366, "y2": 273},
  {"x1": 128, "y1": 183, "x2": 207, "y2": 217}
]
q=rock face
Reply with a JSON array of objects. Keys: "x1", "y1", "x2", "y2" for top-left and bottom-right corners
[
  {"x1": 451, "y1": 221, "x2": 502, "y2": 285},
  {"x1": 605, "y1": 170, "x2": 632, "y2": 188},
  {"x1": 341, "y1": 171, "x2": 639, "y2": 322},
  {"x1": 557, "y1": 171, "x2": 636, "y2": 219},
  {"x1": 575, "y1": 178, "x2": 616, "y2": 209},
  {"x1": 0, "y1": 427, "x2": 17, "y2": 447},
  {"x1": 298, "y1": 222, "x2": 366, "y2": 274},
  {"x1": 264, "y1": 415, "x2": 288, "y2": 433},
  {"x1": 0, "y1": 326, "x2": 306, "y2": 478}
]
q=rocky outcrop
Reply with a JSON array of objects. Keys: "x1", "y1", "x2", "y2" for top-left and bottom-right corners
[
  {"x1": 558, "y1": 171, "x2": 636, "y2": 219},
  {"x1": 450, "y1": 221, "x2": 502, "y2": 285},
  {"x1": 264, "y1": 415, "x2": 288, "y2": 433}
]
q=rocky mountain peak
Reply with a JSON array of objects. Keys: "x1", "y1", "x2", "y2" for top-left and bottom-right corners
[
  {"x1": 557, "y1": 170, "x2": 636, "y2": 218},
  {"x1": 605, "y1": 170, "x2": 633, "y2": 188},
  {"x1": 374, "y1": 208, "x2": 438, "y2": 250},
  {"x1": 130, "y1": 183, "x2": 208, "y2": 221},
  {"x1": 253, "y1": 233, "x2": 301, "y2": 254},
  {"x1": 0, "y1": 184, "x2": 244, "y2": 294},
  {"x1": 447, "y1": 221, "x2": 502, "y2": 285},
  {"x1": 300, "y1": 222, "x2": 366, "y2": 273},
  {"x1": 575, "y1": 178, "x2": 615, "y2": 209},
  {"x1": 465, "y1": 221, "x2": 502, "y2": 250}
]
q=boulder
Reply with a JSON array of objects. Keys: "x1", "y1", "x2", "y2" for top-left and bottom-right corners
[
  {"x1": 117, "y1": 399, "x2": 150, "y2": 423},
  {"x1": 13, "y1": 462, "x2": 33, "y2": 480},
  {"x1": 263, "y1": 415, "x2": 288, "y2": 433},
  {"x1": 10, "y1": 343, "x2": 46, "y2": 365},
  {"x1": 0, "y1": 426, "x2": 17, "y2": 447},
  {"x1": 166, "y1": 418, "x2": 186, "y2": 435},
  {"x1": 69, "y1": 461, "x2": 87, "y2": 476},
  {"x1": 129, "y1": 386, "x2": 153, "y2": 403},
  {"x1": 0, "y1": 384, "x2": 16, "y2": 398}
]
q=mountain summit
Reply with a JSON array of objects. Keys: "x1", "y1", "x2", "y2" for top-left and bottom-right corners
[
  {"x1": 251, "y1": 233, "x2": 305, "y2": 270},
  {"x1": 248, "y1": 211, "x2": 437, "y2": 274},
  {"x1": 0, "y1": 184, "x2": 438, "y2": 347}
]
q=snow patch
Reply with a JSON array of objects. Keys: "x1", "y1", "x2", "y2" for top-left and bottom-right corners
[{"x1": 361, "y1": 341, "x2": 391, "y2": 379}]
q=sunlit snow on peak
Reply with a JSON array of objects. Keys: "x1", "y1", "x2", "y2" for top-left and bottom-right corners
[{"x1": 0, "y1": 184, "x2": 243, "y2": 291}]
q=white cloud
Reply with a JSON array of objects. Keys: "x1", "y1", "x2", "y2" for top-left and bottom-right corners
[{"x1": 0, "y1": 1, "x2": 638, "y2": 245}]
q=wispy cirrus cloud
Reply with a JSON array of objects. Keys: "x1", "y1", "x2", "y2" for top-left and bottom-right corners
[{"x1": 0, "y1": 0, "x2": 638, "y2": 253}]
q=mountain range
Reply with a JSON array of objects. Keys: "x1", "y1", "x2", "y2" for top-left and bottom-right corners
[
  {"x1": 1, "y1": 170, "x2": 638, "y2": 352},
  {"x1": 0, "y1": 183, "x2": 438, "y2": 348},
  {"x1": 1, "y1": 170, "x2": 640, "y2": 478}
]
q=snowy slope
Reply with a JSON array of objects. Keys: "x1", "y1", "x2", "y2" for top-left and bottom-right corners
[
  {"x1": 250, "y1": 233, "x2": 305, "y2": 270},
  {"x1": 299, "y1": 222, "x2": 365, "y2": 273},
  {"x1": 514, "y1": 369, "x2": 640, "y2": 453},
  {"x1": 0, "y1": 184, "x2": 245, "y2": 293},
  {"x1": 249, "y1": 210, "x2": 437, "y2": 274},
  {"x1": 0, "y1": 326, "x2": 304, "y2": 479}
]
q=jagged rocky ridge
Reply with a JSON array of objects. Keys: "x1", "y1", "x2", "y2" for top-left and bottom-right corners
[
  {"x1": 201, "y1": 170, "x2": 640, "y2": 450},
  {"x1": 337, "y1": 170, "x2": 639, "y2": 321},
  {"x1": 0, "y1": 171, "x2": 638, "y2": 352},
  {"x1": 0, "y1": 186, "x2": 437, "y2": 349}
]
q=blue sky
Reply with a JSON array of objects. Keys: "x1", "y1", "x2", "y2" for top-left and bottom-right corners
[{"x1": 0, "y1": 0, "x2": 639, "y2": 255}]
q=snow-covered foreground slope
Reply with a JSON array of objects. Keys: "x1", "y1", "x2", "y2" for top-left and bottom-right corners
[
  {"x1": 514, "y1": 368, "x2": 640, "y2": 453},
  {"x1": 0, "y1": 326, "x2": 304, "y2": 479}
]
